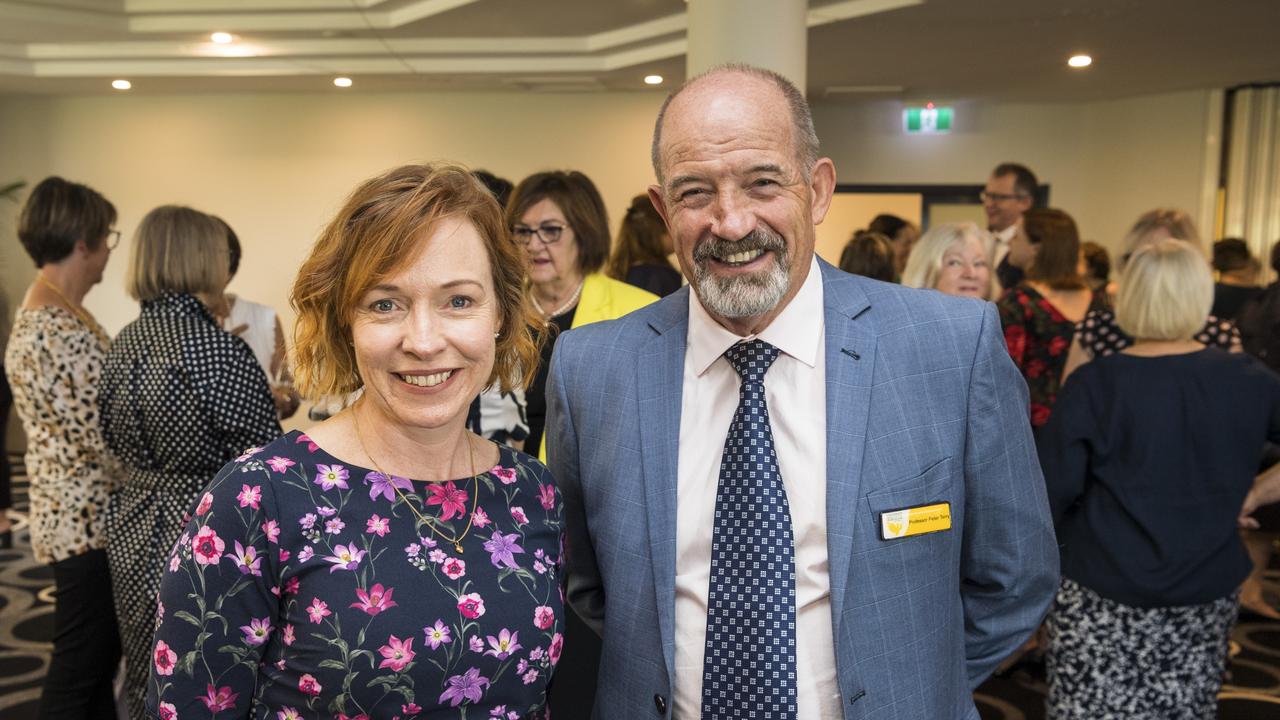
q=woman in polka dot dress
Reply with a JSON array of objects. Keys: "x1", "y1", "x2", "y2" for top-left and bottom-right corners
[{"x1": 99, "y1": 205, "x2": 282, "y2": 718}]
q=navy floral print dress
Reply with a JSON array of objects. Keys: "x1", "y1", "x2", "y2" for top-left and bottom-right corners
[{"x1": 147, "y1": 430, "x2": 564, "y2": 720}]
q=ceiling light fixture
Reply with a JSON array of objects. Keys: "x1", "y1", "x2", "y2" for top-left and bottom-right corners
[
  {"x1": 644, "y1": 74, "x2": 663, "y2": 85},
  {"x1": 211, "y1": 32, "x2": 235, "y2": 44},
  {"x1": 333, "y1": 77, "x2": 353, "y2": 88},
  {"x1": 1068, "y1": 54, "x2": 1092, "y2": 68},
  {"x1": 111, "y1": 79, "x2": 131, "y2": 90}
]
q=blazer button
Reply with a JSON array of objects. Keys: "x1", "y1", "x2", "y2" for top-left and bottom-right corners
[{"x1": 654, "y1": 694, "x2": 667, "y2": 715}]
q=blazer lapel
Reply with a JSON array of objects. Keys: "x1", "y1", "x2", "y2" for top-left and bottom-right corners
[
  {"x1": 636, "y1": 287, "x2": 689, "y2": 681},
  {"x1": 819, "y1": 261, "x2": 877, "y2": 632}
]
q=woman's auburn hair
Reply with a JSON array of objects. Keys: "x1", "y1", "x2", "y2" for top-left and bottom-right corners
[{"x1": 290, "y1": 163, "x2": 543, "y2": 399}]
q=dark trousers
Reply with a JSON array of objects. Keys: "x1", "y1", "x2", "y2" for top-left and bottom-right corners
[
  {"x1": 40, "y1": 549, "x2": 122, "y2": 720},
  {"x1": 1, "y1": 363, "x2": 11, "y2": 510}
]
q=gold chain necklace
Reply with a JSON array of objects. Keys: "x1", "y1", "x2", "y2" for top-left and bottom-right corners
[
  {"x1": 530, "y1": 278, "x2": 584, "y2": 319},
  {"x1": 35, "y1": 274, "x2": 110, "y2": 347},
  {"x1": 353, "y1": 409, "x2": 480, "y2": 553}
]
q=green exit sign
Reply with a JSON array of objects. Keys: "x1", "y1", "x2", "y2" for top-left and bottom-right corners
[{"x1": 903, "y1": 106, "x2": 953, "y2": 134}]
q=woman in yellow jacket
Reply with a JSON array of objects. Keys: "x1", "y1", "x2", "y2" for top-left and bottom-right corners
[{"x1": 504, "y1": 170, "x2": 654, "y2": 720}]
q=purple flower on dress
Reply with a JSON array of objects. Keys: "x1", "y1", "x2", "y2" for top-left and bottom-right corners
[
  {"x1": 226, "y1": 540, "x2": 262, "y2": 576},
  {"x1": 323, "y1": 544, "x2": 366, "y2": 573},
  {"x1": 240, "y1": 617, "x2": 272, "y2": 645},
  {"x1": 424, "y1": 619, "x2": 452, "y2": 649},
  {"x1": 365, "y1": 470, "x2": 413, "y2": 502},
  {"x1": 468, "y1": 636, "x2": 485, "y2": 653},
  {"x1": 316, "y1": 505, "x2": 337, "y2": 517},
  {"x1": 483, "y1": 530, "x2": 525, "y2": 570},
  {"x1": 299, "y1": 513, "x2": 317, "y2": 529},
  {"x1": 324, "y1": 518, "x2": 345, "y2": 535},
  {"x1": 521, "y1": 668, "x2": 539, "y2": 685},
  {"x1": 428, "y1": 549, "x2": 447, "y2": 564},
  {"x1": 200, "y1": 684, "x2": 239, "y2": 712},
  {"x1": 438, "y1": 667, "x2": 491, "y2": 707},
  {"x1": 483, "y1": 629, "x2": 522, "y2": 660},
  {"x1": 314, "y1": 464, "x2": 350, "y2": 491},
  {"x1": 404, "y1": 543, "x2": 421, "y2": 557},
  {"x1": 266, "y1": 456, "x2": 295, "y2": 473}
]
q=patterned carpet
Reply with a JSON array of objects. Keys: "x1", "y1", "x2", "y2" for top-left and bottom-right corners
[{"x1": 2, "y1": 452, "x2": 1280, "y2": 718}]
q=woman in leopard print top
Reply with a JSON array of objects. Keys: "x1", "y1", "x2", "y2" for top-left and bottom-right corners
[{"x1": 4, "y1": 176, "x2": 125, "y2": 718}]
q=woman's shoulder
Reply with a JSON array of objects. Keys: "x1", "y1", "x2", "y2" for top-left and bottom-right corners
[
  {"x1": 583, "y1": 272, "x2": 660, "y2": 318},
  {"x1": 493, "y1": 443, "x2": 554, "y2": 483}
]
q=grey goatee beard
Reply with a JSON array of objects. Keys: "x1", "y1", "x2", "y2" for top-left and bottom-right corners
[{"x1": 691, "y1": 226, "x2": 791, "y2": 319}]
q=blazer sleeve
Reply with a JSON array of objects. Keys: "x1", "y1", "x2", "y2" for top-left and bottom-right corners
[
  {"x1": 545, "y1": 337, "x2": 606, "y2": 636},
  {"x1": 959, "y1": 302, "x2": 1059, "y2": 687}
]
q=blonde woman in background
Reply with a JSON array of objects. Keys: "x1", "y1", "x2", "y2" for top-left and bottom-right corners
[
  {"x1": 99, "y1": 205, "x2": 281, "y2": 717},
  {"x1": 901, "y1": 221, "x2": 997, "y2": 299}
]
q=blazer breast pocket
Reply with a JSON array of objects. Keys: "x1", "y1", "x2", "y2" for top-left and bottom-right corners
[{"x1": 860, "y1": 458, "x2": 958, "y2": 579}]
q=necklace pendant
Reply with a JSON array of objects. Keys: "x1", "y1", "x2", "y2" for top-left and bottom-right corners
[{"x1": 455, "y1": 543, "x2": 464, "y2": 554}]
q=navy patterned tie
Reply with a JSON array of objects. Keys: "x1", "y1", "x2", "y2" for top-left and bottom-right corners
[{"x1": 702, "y1": 339, "x2": 797, "y2": 719}]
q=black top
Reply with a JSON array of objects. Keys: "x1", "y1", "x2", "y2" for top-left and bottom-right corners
[
  {"x1": 624, "y1": 263, "x2": 683, "y2": 298},
  {"x1": 100, "y1": 292, "x2": 282, "y2": 489},
  {"x1": 525, "y1": 306, "x2": 576, "y2": 453},
  {"x1": 1213, "y1": 282, "x2": 1263, "y2": 321},
  {"x1": 1038, "y1": 348, "x2": 1280, "y2": 607}
]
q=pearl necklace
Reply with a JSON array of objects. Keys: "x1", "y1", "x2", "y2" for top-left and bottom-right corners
[{"x1": 530, "y1": 278, "x2": 584, "y2": 319}]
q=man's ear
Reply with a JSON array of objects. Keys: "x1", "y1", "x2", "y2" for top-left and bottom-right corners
[
  {"x1": 647, "y1": 185, "x2": 670, "y2": 230},
  {"x1": 809, "y1": 158, "x2": 836, "y2": 226}
]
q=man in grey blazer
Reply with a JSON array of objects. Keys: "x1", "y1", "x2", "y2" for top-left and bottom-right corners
[{"x1": 546, "y1": 64, "x2": 1057, "y2": 720}]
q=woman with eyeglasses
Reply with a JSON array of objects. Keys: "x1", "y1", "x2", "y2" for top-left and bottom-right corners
[
  {"x1": 507, "y1": 171, "x2": 657, "y2": 458},
  {"x1": 4, "y1": 176, "x2": 125, "y2": 718}
]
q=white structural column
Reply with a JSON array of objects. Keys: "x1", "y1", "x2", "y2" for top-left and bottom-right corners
[{"x1": 686, "y1": 0, "x2": 808, "y2": 92}]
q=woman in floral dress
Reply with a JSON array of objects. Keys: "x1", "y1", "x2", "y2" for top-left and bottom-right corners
[{"x1": 147, "y1": 163, "x2": 560, "y2": 719}]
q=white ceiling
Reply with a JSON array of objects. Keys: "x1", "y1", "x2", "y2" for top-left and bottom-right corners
[{"x1": 0, "y1": 0, "x2": 1276, "y2": 100}]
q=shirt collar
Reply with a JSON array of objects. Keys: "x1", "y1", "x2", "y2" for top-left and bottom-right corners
[
  {"x1": 993, "y1": 224, "x2": 1018, "y2": 245},
  {"x1": 687, "y1": 255, "x2": 824, "y2": 377}
]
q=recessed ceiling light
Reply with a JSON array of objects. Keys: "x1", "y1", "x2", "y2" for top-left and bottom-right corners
[
  {"x1": 644, "y1": 74, "x2": 664, "y2": 85},
  {"x1": 1068, "y1": 54, "x2": 1092, "y2": 68},
  {"x1": 333, "y1": 77, "x2": 353, "y2": 88},
  {"x1": 111, "y1": 79, "x2": 131, "y2": 90},
  {"x1": 211, "y1": 32, "x2": 235, "y2": 44}
]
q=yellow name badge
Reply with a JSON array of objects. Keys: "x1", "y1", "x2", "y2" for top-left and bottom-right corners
[{"x1": 879, "y1": 502, "x2": 952, "y2": 540}]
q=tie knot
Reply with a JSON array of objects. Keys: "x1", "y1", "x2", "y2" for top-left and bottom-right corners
[{"x1": 724, "y1": 339, "x2": 780, "y2": 384}]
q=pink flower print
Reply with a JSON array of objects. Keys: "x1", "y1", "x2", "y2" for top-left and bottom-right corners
[
  {"x1": 296, "y1": 433, "x2": 319, "y2": 452},
  {"x1": 323, "y1": 544, "x2": 366, "y2": 572},
  {"x1": 266, "y1": 455, "x2": 296, "y2": 473},
  {"x1": 426, "y1": 481, "x2": 468, "y2": 521},
  {"x1": 277, "y1": 708, "x2": 302, "y2": 720},
  {"x1": 157, "y1": 701, "x2": 177, "y2": 720},
  {"x1": 441, "y1": 557, "x2": 466, "y2": 580},
  {"x1": 192, "y1": 526, "x2": 225, "y2": 565},
  {"x1": 169, "y1": 553, "x2": 180, "y2": 572},
  {"x1": 490, "y1": 706, "x2": 508, "y2": 718},
  {"x1": 365, "y1": 470, "x2": 413, "y2": 502},
  {"x1": 314, "y1": 464, "x2": 350, "y2": 491},
  {"x1": 457, "y1": 593, "x2": 486, "y2": 619},
  {"x1": 157, "y1": 601, "x2": 165, "y2": 621},
  {"x1": 299, "y1": 513, "x2": 317, "y2": 529},
  {"x1": 153, "y1": 639, "x2": 177, "y2": 675},
  {"x1": 298, "y1": 546, "x2": 315, "y2": 562},
  {"x1": 483, "y1": 629, "x2": 522, "y2": 660},
  {"x1": 279, "y1": 549, "x2": 291, "y2": 562},
  {"x1": 306, "y1": 597, "x2": 331, "y2": 624},
  {"x1": 516, "y1": 658, "x2": 528, "y2": 674},
  {"x1": 200, "y1": 684, "x2": 239, "y2": 712},
  {"x1": 240, "y1": 617, "x2": 272, "y2": 645},
  {"x1": 492, "y1": 466, "x2": 517, "y2": 485},
  {"x1": 529, "y1": 646, "x2": 544, "y2": 661},
  {"x1": 324, "y1": 518, "x2": 345, "y2": 535},
  {"x1": 483, "y1": 530, "x2": 525, "y2": 570},
  {"x1": 351, "y1": 583, "x2": 398, "y2": 616},
  {"x1": 538, "y1": 483, "x2": 556, "y2": 511},
  {"x1": 378, "y1": 634, "x2": 416, "y2": 672},
  {"x1": 549, "y1": 632, "x2": 563, "y2": 665},
  {"x1": 226, "y1": 541, "x2": 262, "y2": 576},
  {"x1": 283, "y1": 577, "x2": 300, "y2": 596},
  {"x1": 404, "y1": 543, "x2": 421, "y2": 557},
  {"x1": 236, "y1": 446, "x2": 263, "y2": 462},
  {"x1": 263, "y1": 519, "x2": 280, "y2": 543},
  {"x1": 298, "y1": 673, "x2": 322, "y2": 696},
  {"x1": 438, "y1": 667, "x2": 491, "y2": 707},
  {"x1": 534, "y1": 605, "x2": 555, "y2": 630},
  {"x1": 195, "y1": 492, "x2": 214, "y2": 516},
  {"x1": 420, "y1": 536, "x2": 438, "y2": 549},
  {"x1": 402, "y1": 703, "x2": 422, "y2": 716},
  {"x1": 522, "y1": 668, "x2": 539, "y2": 685},
  {"x1": 282, "y1": 623, "x2": 296, "y2": 646},
  {"x1": 317, "y1": 506, "x2": 337, "y2": 517},
  {"x1": 469, "y1": 635, "x2": 485, "y2": 653},
  {"x1": 237, "y1": 484, "x2": 262, "y2": 509},
  {"x1": 336, "y1": 714, "x2": 369, "y2": 720},
  {"x1": 428, "y1": 549, "x2": 447, "y2": 564},
  {"x1": 510, "y1": 506, "x2": 529, "y2": 525},
  {"x1": 533, "y1": 560, "x2": 547, "y2": 574},
  {"x1": 471, "y1": 507, "x2": 492, "y2": 528},
  {"x1": 424, "y1": 619, "x2": 452, "y2": 649},
  {"x1": 366, "y1": 514, "x2": 390, "y2": 536}
]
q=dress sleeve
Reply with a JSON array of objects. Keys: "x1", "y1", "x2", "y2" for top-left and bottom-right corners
[
  {"x1": 147, "y1": 457, "x2": 282, "y2": 718},
  {"x1": 1036, "y1": 367, "x2": 1096, "y2": 528},
  {"x1": 197, "y1": 335, "x2": 283, "y2": 455},
  {"x1": 42, "y1": 321, "x2": 119, "y2": 472}
]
